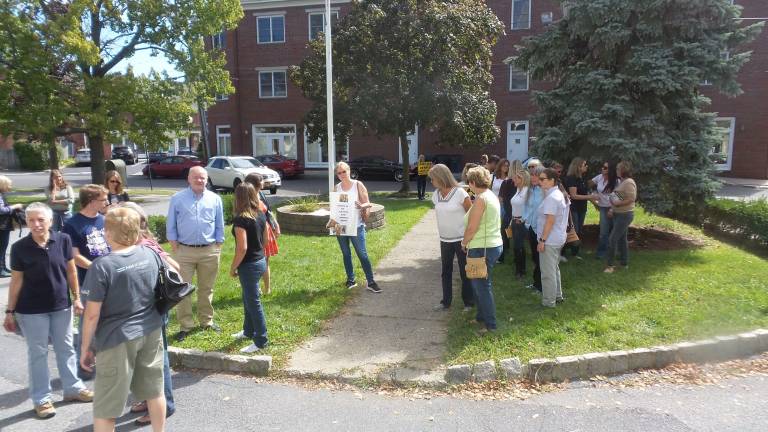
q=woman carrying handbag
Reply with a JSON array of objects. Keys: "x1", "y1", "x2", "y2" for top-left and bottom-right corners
[{"x1": 461, "y1": 167, "x2": 503, "y2": 334}]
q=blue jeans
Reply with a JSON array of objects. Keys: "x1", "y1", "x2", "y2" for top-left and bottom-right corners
[
  {"x1": 15, "y1": 308, "x2": 86, "y2": 406},
  {"x1": 468, "y1": 246, "x2": 502, "y2": 330},
  {"x1": 596, "y1": 207, "x2": 614, "y2": 258},
  {"x1": 52, "y1": 210, "x2": 71, "y2": 232},
  {"x1": 439, "y1": 241, "x2": 473, "y2": 308},
  {"x1": 238, "y1": 258, "x2": 269, "y2": 348},
  {"x1": 607, "y1": 211, "x2": 634, "y2": 267},
  {"x1": 417, "y1": 176, "x2": 428, "y2": 199},
  {"x1": 337, "y1": 224, "x2": 375, "y2": 284},
  {"x1": 161, "y1": 315, "x2": 175, "y2": 415}
]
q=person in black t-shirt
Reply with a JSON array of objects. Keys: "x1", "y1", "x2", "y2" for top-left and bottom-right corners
[
  {"x1": 564, "y1": 157, "x2": 594, "y2": 258},
  {"x1": 229, "y1": 182, "x2": 270, "y2": 354}
]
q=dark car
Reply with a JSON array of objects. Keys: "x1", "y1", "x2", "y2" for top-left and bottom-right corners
[
  {"x1": 147, "y1": 151, "x2": 169, "y2": 163},
  {"x1": 176, "y1": 148, "x2": 195, "y2": 156},
  {"x1": 111, "y1": 146, "x2": 138, "y2": 165},
  {"x1": 254, "y1": 154, "x2": 304, "y2": 178},
  {"x1": 348, "y1": 156, "x2": 416, "y2": 182},
  {"x1": 142, "y1": 155, "x2": 203, "y2": 178}
]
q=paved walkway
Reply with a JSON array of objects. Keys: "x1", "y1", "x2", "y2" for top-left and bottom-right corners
[{"x1": 286, "y1": 209, "x2": 451, "y2": 383}]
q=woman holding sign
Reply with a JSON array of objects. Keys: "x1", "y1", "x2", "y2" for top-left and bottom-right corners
[
  {"x1": 334, "y1": 162, "x2": 381, "y2": 293},
  {"x1": 416, "y1": 154, "x2": 432, "y2": 201}
]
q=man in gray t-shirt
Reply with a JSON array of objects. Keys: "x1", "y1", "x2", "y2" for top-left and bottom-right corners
[{"x1": 81, "y1": 246, "x2": 162, "y2": 352}]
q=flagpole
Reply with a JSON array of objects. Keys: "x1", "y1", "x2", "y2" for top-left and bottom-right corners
[{"x1": 325, "y1": 0, "x2": 336, "y2": 194}]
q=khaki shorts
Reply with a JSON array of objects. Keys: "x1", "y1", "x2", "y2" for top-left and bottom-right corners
[{"x1": 93, "y1": 328, "x2": 164, "y2": 419}]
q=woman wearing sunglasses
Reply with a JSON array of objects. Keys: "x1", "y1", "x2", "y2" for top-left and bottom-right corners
[
  {"x1": 104, "y1": 170, "x2": 130, "y2": 208},
  {"x1": 536, "y1": 168, "x2": 570, "y2": 308}
]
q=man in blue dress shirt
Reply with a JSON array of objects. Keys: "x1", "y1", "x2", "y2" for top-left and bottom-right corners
[{"x1": 166, "y1": 166, "x2": 225, "y2": 341}]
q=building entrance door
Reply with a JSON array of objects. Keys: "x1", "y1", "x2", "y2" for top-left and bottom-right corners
[{"x1": 506, "y1": 121, "x2": 529, "y2": 162}]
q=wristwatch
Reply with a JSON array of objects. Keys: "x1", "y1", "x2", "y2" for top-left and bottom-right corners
[
  {"x1": 538, "y1": 238, "x2": 546, "y2": 243},
  {"x1": 5, "y1": 309, "x2": 14, "y2": 314}
]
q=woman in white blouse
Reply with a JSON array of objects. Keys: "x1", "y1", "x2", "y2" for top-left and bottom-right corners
[
  {"x1": 429, "y1": 164, "x2": 473, "y2": 311},
  {"x1": 509, "y1": 170, "x2": 530, "y2": 279}
]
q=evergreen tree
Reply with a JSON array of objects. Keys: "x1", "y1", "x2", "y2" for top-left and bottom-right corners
[
  {"x1": 291, "y1": 0, "x2": 503, "y2": 191},
  {"x1": 517, "y1": 0, "x2": 763, "y2": 213}
]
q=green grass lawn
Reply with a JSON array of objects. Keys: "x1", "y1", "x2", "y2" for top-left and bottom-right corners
[
  {"x1": 167, "y1": 197, "x2": 431, "y2": 366},
  {"x1": 446, "y1": 207, "x2": 768, "y2": 364}
]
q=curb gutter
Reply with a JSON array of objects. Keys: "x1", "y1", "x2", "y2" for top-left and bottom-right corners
[{"x1": 167, "y1": 329, "x2": 768, "y2": 386}]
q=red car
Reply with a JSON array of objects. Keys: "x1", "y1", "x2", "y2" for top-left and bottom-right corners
[
  {"x1": 142, "y1": 155, "x2": 203, "y2": 178},
  {"x1": 254, "y1": 154, "x2": 304, "y2": 178}
]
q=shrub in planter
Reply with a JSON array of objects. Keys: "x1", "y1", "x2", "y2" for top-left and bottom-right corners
[{"x1": 147, "y1": 215, "x2": 167, "y2": 243}]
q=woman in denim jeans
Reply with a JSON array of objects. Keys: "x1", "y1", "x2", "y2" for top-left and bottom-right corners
[
  {"x1": 589, "y1": 161, "x2": 620, "y2": 258},
  {"x1": 461, "y1": 167, "x2": 503, "y2": 334},
  {"x1": 230, "y1": 183, "x2": 271, "y2": 353},
  {"x1": 3, "y1": 202, "x2": 93, "y2": 419},
  {"x1": 333, "y1": 162, "x2": 380, "y2": 293},
  {"x1": 605, "y1": 161, "x2": 637, "y2": 273},
  {"x1": 45, "y1": 169, "x2": 75, "y2": 231}
]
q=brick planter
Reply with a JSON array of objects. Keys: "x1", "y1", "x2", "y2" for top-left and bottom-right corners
[{"x1": 277, "y1": 203, "x2": 385, "y2": 235}]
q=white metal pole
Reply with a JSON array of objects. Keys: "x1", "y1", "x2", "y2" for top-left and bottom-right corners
[{"x1": 325, "y1": 0, "x2": 336, "y2": 194}]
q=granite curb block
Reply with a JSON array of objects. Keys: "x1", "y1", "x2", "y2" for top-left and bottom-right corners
[
  {"x1": 444, "y1": 329, "x2": 768, "y2": 385},
  {"x1": 168, "y1": 347, "x2": 271, "y2": 376}
]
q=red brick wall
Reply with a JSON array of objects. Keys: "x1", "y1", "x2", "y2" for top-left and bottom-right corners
[{"x1": 207, "y1": 0, "x2": 767, "y2": 178}]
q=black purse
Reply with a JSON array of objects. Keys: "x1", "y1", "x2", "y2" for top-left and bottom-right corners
[{"x1": 151, "y1": 250, "x2": 196, "y2": 315}]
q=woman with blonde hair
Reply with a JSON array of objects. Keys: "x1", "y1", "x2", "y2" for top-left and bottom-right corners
[
  {"x1": 104, "y1": 170, "x2": 129, "y2": 207},
  {"x1": 0, "y1": 175, "x2": 23, "y2": 277},
  {"x1": 462, "y1": 167, "x2": 503, "y2": 333},
  {"x1": 46, "y1": 169, "x2": 75, "y2": 231},
  {"x1": 230, "y1": 182, "x2": 271, "y2": 353},
  {"x1": 509, "y1": 170, "x2": 531, "y2": 278},
  {"x1": 80, "y1": 207, "x2": 166, "y2": 431},
  {"x1": 429, "y1": 164, "x2": 473, "y2": 311},
  {"x1": 333, "y1": 161, "x2": 380, "y2": 293}
]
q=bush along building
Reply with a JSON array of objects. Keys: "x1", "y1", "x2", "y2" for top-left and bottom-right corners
[{"x1": 205, "y1": 0, "x2": 768, "y2": 178}]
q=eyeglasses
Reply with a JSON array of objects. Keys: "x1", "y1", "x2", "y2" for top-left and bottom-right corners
[
  {"x1": 538, "y1": 176, "x2": 549, "y2": 181},
  {"x1": 109, "y1": 180, "x2": 120, "y2": 184},
  {"x1": 336, "y1": 171, "x2": 347, "y2": 175}
]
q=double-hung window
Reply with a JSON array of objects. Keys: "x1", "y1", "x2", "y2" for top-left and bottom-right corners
[
  {"x1": 511, "y1": 0, "x2": 531, "y2": 30},
  {"x1": 308, "y1": 11, "x2": 339, "y2": 40},
  {"x1": 257, "y1": 15, "x2": 285, "y2": 44},
  {"x1": 259, "y1": 70, "x2": 287, "y2": 98},
  {"x1": 212, "y1": 31, "x2": 226, "y2": 49},
  {"x1": 509, "y1": 64, "x2": 529, "y2": 91}
]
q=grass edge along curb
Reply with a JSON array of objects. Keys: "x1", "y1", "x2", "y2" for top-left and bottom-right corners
[{"x1": 445, "y1": 328, "x2": 768, "y2": 385}]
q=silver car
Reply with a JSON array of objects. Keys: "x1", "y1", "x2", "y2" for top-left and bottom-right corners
[{"x1": 205, "y1": 156, "x2": 282, "y2": 194}]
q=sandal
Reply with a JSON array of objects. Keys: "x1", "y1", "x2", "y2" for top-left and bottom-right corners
[
  {"x1": 134, "y1": 414, "x2": 151, "y2": 426},
  {"x1": 130, "y1": 401, "x2": 148, "y2": 413}
]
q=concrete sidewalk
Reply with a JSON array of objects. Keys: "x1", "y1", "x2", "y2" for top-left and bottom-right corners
[{"x1": 285, "y1": 209, "x2": 451, "y2": 384}]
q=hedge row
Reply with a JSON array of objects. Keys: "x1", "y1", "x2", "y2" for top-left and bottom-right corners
[{"x1": 704, "y1": 198, "x2": 768, "y2": 246}]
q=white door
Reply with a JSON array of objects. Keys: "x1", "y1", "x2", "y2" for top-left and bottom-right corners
[
  {"x1": 398, "y1": 125, "x2": 419, "y2": 165},
  {"x1": 506, "y1": 121, "x2": 529, "y2": 162}
]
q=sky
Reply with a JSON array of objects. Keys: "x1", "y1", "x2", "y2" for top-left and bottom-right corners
[{"x1": 121, "y1": 49, "x2": 179, "y2": 77}]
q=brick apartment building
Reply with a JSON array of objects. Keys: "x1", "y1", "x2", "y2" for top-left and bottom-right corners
[{"x1": 205, "y1": 0, "x2": 768, "y2": 178}]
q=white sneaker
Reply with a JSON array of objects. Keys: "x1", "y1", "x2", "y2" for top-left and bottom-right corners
[
  {"x1": 239, "y1": 343, "x2": 260, "y2": 354},
  {"x1": 231, "y1": 331, "x2": 247, "y2": 340}
]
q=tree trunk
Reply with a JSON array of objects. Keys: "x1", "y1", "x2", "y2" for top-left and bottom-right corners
[
  {"x1": 398, "y1": 131, "x2": 411, "y2": 193},
  {"x1": 89, "y1": 134, "x2": 106, "y2": 185},
  {"x1": 48, "y1": 137, "x2": 60, "y2": 170}
]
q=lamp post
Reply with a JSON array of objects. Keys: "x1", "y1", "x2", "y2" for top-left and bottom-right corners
[{"x1": 324, "y1": 0, "x2": 336, "y2": 194}]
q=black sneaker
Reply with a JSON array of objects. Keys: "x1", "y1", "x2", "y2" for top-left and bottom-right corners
[
  {"x1": 346, "y1": 280, "x2": 357, "y2": 289},
  {"x1": 366, "y1": 282, "x2": 382, "y2": 293}
]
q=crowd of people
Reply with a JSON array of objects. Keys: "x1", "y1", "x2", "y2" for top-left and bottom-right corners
[
  {"x1": 430, "y1": 155, "x2": 637, "y2": 332},
  {"x1": 0, "y1": 155, "x2": 636, "y2": 427}
]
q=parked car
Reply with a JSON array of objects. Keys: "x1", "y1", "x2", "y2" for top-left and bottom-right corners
[
  {"x1": 142, "y1": 155, "x2": 203, "y2": 178},
  {"x1": 75, "y1": 148, "x2": 91, "y2": 166},
  {"x1": 205, "y1": 156, "x2": 282, "y2": 194},
  {"x1": 111, "y1": 146, "x2": 138, "y2": 165},
  {"x1": 254, "y1": 154, "x2": 304, "y2": 178},
  {"x1": 348, "y1": 156, "x2": 415, "y2": 182},
  {"x1": 147, "y1": 151, "x2": 170, "y2": 163}
]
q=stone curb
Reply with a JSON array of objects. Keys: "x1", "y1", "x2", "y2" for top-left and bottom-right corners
[
  {"x1": 168, "y1": 347, "x2": 271, "y2": 376},
  {"x1": 444, "y1": 329, "x2": 768, "y2": 385}
]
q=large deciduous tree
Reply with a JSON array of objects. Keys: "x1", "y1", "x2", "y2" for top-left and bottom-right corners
[
  {"x1": 516, "y1": 0, "x2": 763, "y2": 213},
  {"x1": 291, "y1": 0, "x2": 503, "y2": 192},
  {"x1": 0, "y1": 0, "x2": 241, "y2": 184}
]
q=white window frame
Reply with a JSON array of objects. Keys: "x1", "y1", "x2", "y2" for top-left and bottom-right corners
[
  {"x1": 307, "y1": 10, "x2": 339, "y2": 40},
  {"x1": 511, "y1": 0, "x2": 532, "y2": 30},
  {"x1": 215, "y1": 93, "x2": 229, "y2": 101},
  {"x1": 212, "y1": 31, "x2": 225, "y2": 49},
  {"x1": 252, "y1": 124, "x2": 297, "y2": 159},
  {"x1": 258, "y1": 69, "x2": 288, "y2": 98},
  {"x1": 508, "y1": 64, "x2": 530, "y2": 91},
  {"x1": 256, "y1": 14, "x2": 286, "y2": 44},
  {"x1": 303, "y1": 126, "x2": 350, "y2": 168},
  {"x1": 216, "y1": 125, "x2": 232, "y2": 156},
  {"x1": 713, "y1": 117, "x2": 735, "y2": 171}
]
